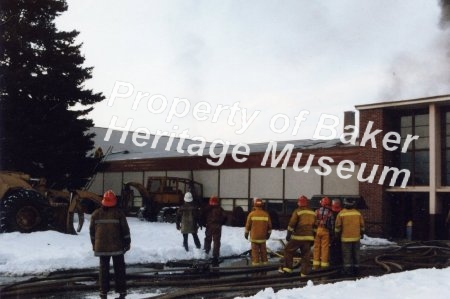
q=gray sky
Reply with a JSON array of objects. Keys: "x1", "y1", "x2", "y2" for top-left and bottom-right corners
[{"x1": 57, "y1": 0, "x2": 450, "y2": 144}]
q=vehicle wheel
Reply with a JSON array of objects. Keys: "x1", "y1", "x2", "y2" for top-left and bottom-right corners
[{"x1": 0, "y1": 189, "x2": 52, "y2": 233}]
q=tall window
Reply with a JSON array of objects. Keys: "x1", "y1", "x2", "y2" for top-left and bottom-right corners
[
  {"x1": 442, "y1": 111, "x2": 450, "y2": 185},
  {"x1": 399, "y1": 111, "x2": 429, "y2": 186}
]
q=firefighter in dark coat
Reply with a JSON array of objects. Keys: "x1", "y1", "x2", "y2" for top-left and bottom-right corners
[
  {"x1": 202, "y1": 195, "x2": 227, "y2": 266},
  {"x1": 90, "y1": 190, "x2": 131, "y2": 299},
  {"x1": 176, "y1": 192, "x2": 202, "y2": 251},
  {"x1": 330, "y1": 198, "x2": 343, "y2": 266}
]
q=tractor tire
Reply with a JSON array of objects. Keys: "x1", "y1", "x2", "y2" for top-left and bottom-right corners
[
  {"x1": 157, "y1": 207, "x2": 178, "y2": 223},
  {"x1": 0, "y1": 189, "x2": 52, "y2": 233}
]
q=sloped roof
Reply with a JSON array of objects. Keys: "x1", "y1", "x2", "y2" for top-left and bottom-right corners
[{"x1": 90, "y1": 127, "x2": 350, "y2": 162}]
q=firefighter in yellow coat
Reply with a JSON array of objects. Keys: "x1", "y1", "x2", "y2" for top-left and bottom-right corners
[
  {"x1": 245, "y1": 198, "x2": 272, "y2": 265},
  {"x1": 313, "y1": 197, "x2": 334, "y2": 269},
  {"x1": 335, "y1": 198, "x2": 365, "y2": 276},
  {"x1": 279, "y1": 195, "x2": 316, "y2": 277}
]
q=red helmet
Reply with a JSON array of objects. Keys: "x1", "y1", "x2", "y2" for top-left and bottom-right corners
[
  {"x1": 320, "y1": 197, "x2": 331, "y2": 207},
  {"x1": 102, "y1": 190, "x2": 117, "y2": 207},
  {"x1": 297, "y1": 195, "x2": 308, "y2": 207},
  {"x1": 209, "y1": 196, "x2": 219, "y2": 206},
  {"x1": 332, "y1": 199, "x2": 342, "y2": 212},
  {"x1": 254, "y1": 198, "x2": 263, "y2": 208}
]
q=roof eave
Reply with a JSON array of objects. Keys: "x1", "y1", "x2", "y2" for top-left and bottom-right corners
[{"x1": 355, "y1": 94, "x2": 450, "y2": 111}]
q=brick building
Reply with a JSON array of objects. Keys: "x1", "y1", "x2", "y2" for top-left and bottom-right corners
[
  {"x1": 89, "y1": 94, "x2": 450, "y2": 240},
  {"x1": 357, "y1": 95, "x2": 450, "y2": 240}
]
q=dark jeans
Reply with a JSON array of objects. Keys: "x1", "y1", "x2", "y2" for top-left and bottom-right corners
[
  {"x1": 99, "y1": 254, "x2": 126, "y2": 295},
  {"x1": 183, "y1": 233, "x2": 201, "y2": 251},
  {"x1": 204, "y1": 226, "x2": 222, "y2": 258},
  {"x1": 330, "y1": 238, "x2": 342, "y2": 266},
  {"x1": 341, "y1": 241, "x2": 360, "y2": 274}
]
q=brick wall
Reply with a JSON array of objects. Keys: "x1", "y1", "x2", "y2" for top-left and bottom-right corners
[{"x1": 358, "y1": 108, "x2": 386, "y2": 236}]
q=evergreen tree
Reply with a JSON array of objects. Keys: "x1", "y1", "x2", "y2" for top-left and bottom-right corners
[{"x1": 0, "y1": 0, "x2": 104, "y2": 188}]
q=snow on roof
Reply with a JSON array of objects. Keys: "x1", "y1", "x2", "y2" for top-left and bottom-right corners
[{"x1": 89, "y1": 127, "x2": 349, "y2": 162}]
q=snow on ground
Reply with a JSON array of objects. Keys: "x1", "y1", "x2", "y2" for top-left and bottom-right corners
[{"x1": 0, "y1": 216, "x2": 449, "y2": 298}]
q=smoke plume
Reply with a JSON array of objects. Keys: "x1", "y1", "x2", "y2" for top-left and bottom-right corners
[
  {"x1": 381, "y1": 0, "x2": 450, "y2": 100},
  {"x1": 440, "y1": 0, "x2": 450, "y2": 28}
]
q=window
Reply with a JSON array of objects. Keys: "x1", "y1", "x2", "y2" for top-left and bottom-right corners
[
  {"x1": 441, "y1": 110, "x2": 450, "y2": 185},
  {"x1": 399, "y1": 111, "x2": 429, "y2": 186}
]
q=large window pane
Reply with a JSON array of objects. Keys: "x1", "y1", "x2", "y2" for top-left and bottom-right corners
[
  {"x1": 399, "y1": 111, "x2": 429, "y2": 186},
  {"x1": 401, "y1": 127, "x2": 413, "y2": 136},
  {"x1": 415, "y1": 114, "x2": 428, "y2": 126},
  {"x1": 415, "y1": 137, "x2": 429, "y2": 150},
  {"x1": 443, "y1": 113, "x2": 450, "y2": 186},
  {"x1": 400, "y1": 152, "x2": 413, "y2": 164},
  {"x1": 415, "y1": 126, "x2": 429, "y2": 137},
  {"x1": 401, "y1": 116, "x2": 412, "y2": 127}
]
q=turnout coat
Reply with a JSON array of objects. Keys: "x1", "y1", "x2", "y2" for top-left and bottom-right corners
[
  {"x1": 245, "y1": 207, "x2": 272, "y2": 243},
  {"x1": 89, "y1": 206, "x2": 131, "y2": 256}
]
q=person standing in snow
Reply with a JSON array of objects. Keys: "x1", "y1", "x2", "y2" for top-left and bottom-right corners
[
  {"x1": 202, "y1": 195, "x2": 227, "y2": 266},
  {"x1": 279, "y1": 195, "x2": 316, "y2": 277},
  {"x1": 176, "y1": 192, "x2": 202, "y2": 251},
  {"x1": 90, "y1": 190, "x2": 131, "y2": 299},
  {"x1": 312, "y1": 196, "x2": 334, "y2": 270},
  {"x1": 334, "y1": 197, "x2": 365, "y2": 276},
  {"x1": 330, "y1": 198, "x2": 343, "y2": 266},
  {"x1": 245, "y1": 198, "x2": 272, "y2": 266}
]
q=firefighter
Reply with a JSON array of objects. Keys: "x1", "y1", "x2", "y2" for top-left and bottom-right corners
[
  {"x1": 330, "y1": 198, "x2": 343, "y2": 266},
  {"x1": 334, "y1": 197, "x2": 365, "y2": 276},
  {"x1": 279, "y1": 195, "x2": 316, "y2": 277},
  {"x1": 90, "y1": 190, "x2": 131, "y2": 299},
  {"x1": 176, "y1": 192, "x2": 202, "y2": 251},
  {"x1": 312, "y1": 196, "x2": 334, "y2": 270},
  {"x1": 202, "y1": 195, "x2": 227, "y2": 266},
  {"x1": 245, "y1": 198, "x2": 272, "y2": 265}
]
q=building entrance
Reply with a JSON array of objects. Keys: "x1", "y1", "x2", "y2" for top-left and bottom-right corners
[{"x1": 386, "y1": 192, "x2": 429, "y2": 240}]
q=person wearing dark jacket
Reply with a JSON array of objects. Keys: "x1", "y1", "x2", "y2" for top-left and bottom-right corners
[
  {"x1": 176, "y1": 192, "x2": 202, "y2": 251},
  {"x1": 202, "y1": 195, "x2": 227, "y2": 266},
  {"x1": 330, "y1": 198, "x2": 343, "y2": 267},
  {"x1": 90, "y1": 190, "x2": 131, "y2": 299}
]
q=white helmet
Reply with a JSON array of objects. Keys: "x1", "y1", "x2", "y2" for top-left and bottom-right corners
[{"x1": 184, "y1": 192, "x2": 193, "y2": 202}]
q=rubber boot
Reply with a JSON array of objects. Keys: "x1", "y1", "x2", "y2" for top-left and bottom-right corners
[{"x1": 211, "y1": 257, "x2": 219, "y2": 267}]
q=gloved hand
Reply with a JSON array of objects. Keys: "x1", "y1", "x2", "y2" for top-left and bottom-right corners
[
  {"x1": 285, "y1": 231, "x2": 292, "y2": 242},
  {"x1": 266, "y1": 232, "x2": 271, "y2": 240},
  {"x1": 360, "y1": 232, "x2": 365, "y2": 239},
  {"x1": 176, "y1": 223, "x2": 181, "y2": 230},
  {"x1": 244, "y1": 232, "x2": 249, "y2": 240},
  {"x1": 124, "y1": 244, "x2": 130, "y2": 252},
  {"x1": 199, "y1": 226, "x2": 203, "y2": 231}
]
